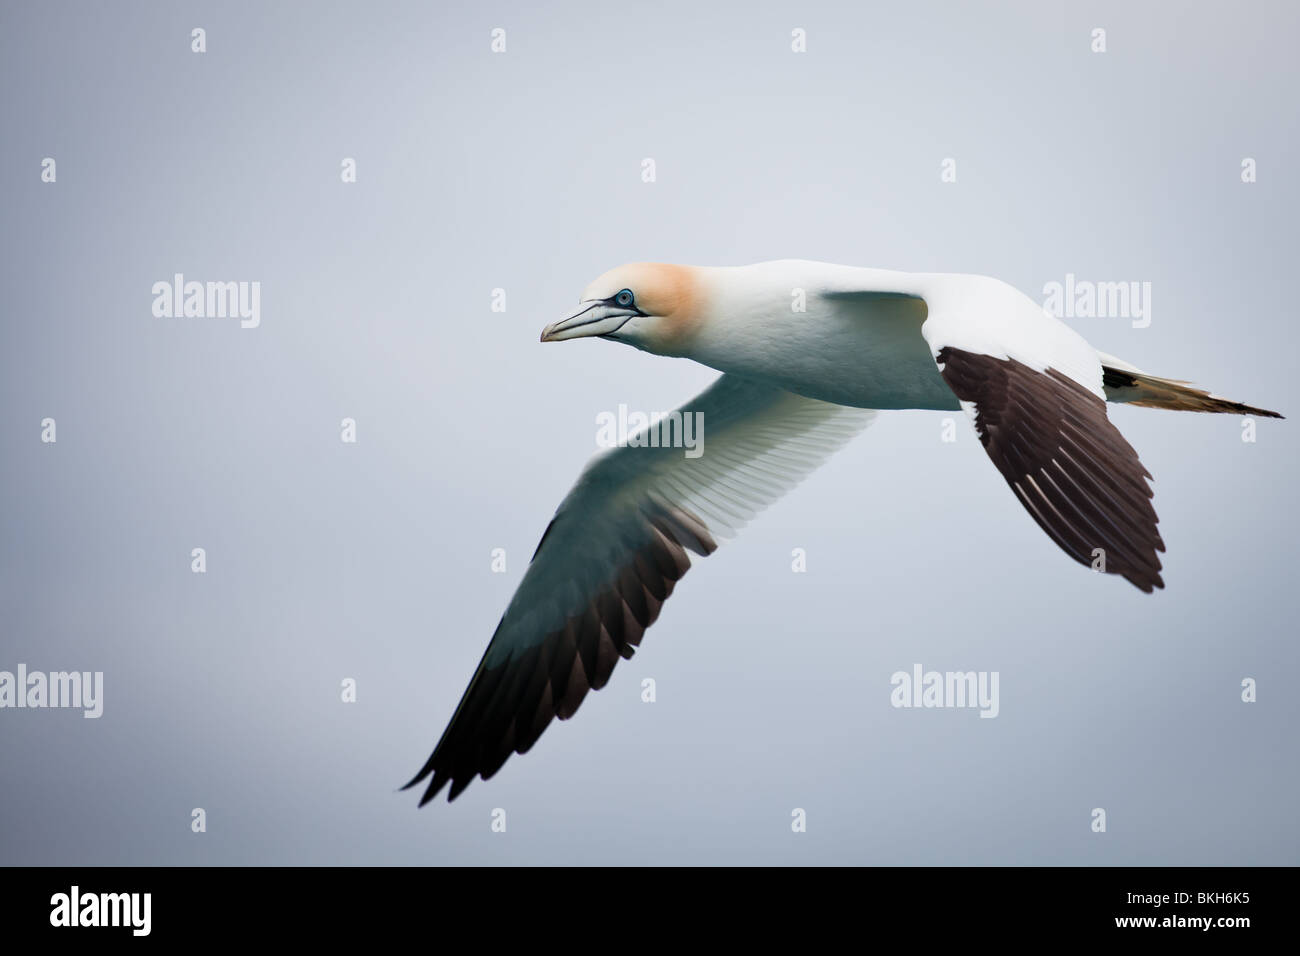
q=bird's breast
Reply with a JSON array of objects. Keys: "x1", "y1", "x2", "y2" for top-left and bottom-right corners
[{"x1": 688, "y1": 295, "x2": 960, "y2": 411}]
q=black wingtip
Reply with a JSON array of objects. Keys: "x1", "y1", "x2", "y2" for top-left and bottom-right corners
[
  {"x1": 403, "y1": 756, "x2": 458, "y2": 807},
  {"x1": 401, "y1": 757, "x2": 436, "y2": 793},
  {"x1": 447, "y1": 777, "x2": 473, "y2": 801},
  {"x1": 1128, "y1": 573, "x2": 1164, "y2": 594},
  {"x1": 409, "y1": 768, "x2": 456, "y2": 807}
]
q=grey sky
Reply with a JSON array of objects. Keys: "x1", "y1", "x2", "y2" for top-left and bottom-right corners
[{"x1": 0, "y1": 0, "x2": 1296, "y2": 864}]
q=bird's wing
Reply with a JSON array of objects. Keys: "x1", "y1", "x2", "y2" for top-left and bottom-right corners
[
  {"x1": 919, "y1": 301, "x2": 1166, "y2": 592},
  {"x1": 406, "y1": 374, "x2": 875, "y2": 803}
]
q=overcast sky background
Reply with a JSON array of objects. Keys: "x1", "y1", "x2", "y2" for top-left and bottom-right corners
[{"x1": 1, "y1": 0, "x2": 1296, "y2": 865}]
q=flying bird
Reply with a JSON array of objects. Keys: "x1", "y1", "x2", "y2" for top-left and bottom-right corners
[{"x1": 406, "y1": 260, "x2": 1281, "y2": 804}]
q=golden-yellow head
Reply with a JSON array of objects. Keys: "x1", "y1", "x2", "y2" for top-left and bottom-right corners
[{"x1": 541, "y1": 263, "x2": 705, "y2": 356}]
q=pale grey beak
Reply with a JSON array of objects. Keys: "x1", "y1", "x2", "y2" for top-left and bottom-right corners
[{"x1": 540, "y1": 300, "x2": 639, "y2": 342}]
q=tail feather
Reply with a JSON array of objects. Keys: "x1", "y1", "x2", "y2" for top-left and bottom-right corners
[{"x1": 1099, "y1": 357, "x2": 1283, "y2": 419}]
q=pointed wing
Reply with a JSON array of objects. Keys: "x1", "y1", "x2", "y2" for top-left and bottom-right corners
[
  {"x1": 920, "y1": 307, "x2": 1166, "y2": 592},
  {"x1": 406, "y1": 374, "x2": 875, "y2": 803}
]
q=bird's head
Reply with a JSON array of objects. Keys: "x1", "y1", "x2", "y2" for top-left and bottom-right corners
[{"x1": 540, "y1": 263, "x2": 704, "y2": 356}]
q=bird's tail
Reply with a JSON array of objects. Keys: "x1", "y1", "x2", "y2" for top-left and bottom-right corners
[{"x1": 1098, "y1": 352, "x2": 1283, "y2": 419}]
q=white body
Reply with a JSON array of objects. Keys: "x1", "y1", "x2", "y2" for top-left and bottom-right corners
[{"x1": 666, "y1": 260, "x2": 1103, "y2": 410}]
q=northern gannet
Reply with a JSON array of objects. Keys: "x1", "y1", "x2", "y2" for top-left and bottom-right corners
[{"x1": 406, "y1": 260, "x2": 1282, "y2": 804}]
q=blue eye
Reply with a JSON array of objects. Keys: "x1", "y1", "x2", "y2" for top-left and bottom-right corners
[{"x1": 615, "y1": 289, "x2": 634, "y2": 307}]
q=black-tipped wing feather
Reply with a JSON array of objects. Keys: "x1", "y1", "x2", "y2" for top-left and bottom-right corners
[
  {"x1": 409, "y1": 505, "x2": 705, "y2": 802},
  {"x1": 935, "y1": 345, "x2": 1165, "y2": 592},
  {"x1": 405, "y1": 375, "x2": 876, "y2": 804}
]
